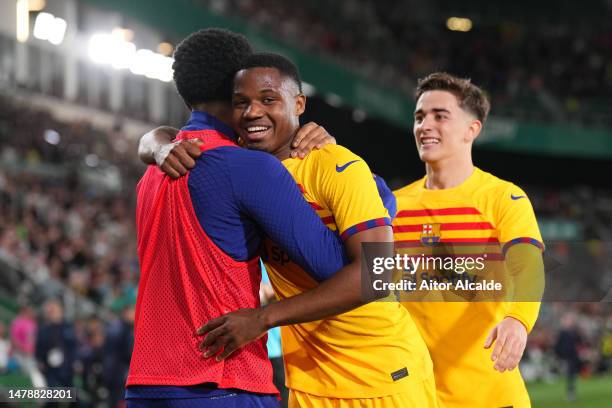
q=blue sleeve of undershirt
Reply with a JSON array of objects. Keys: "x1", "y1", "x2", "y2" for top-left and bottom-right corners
[
  {"x1": 373, "y1": 174, "x2": 397, "y2": 220},
  {"x1": 229, "y1": 150, "x2": 348, "y2": 281}
]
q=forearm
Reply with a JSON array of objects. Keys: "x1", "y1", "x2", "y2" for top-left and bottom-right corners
[
  {"x1": 261, "y1": 228, "x2": 393, "y2": 328},
  {"x1": 197, "y1": 227, "x2": 393, "y2": 360},
  {"x1": 261, "y1": 262, "x2": 366, "y2": 328},
  {"x1": 138, "y1": 126, "x2": 178, "y2": 164},
  {"x1": 505, "y1": 243, "x2": 545, "y2": 332}
]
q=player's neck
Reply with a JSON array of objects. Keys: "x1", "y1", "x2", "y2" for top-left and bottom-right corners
[
  {"x1": 274, "y1": 146, "x2": 292, "y2": 161},
  {"x1": 273, "y1": 133, "x2": 297, "y2": 161},
  {"x1": 191, "y1": 102, "x2": 232, "y2": 125},
  {"x1": 424, "y1": 158, "x2": 474, "y2": 190}
]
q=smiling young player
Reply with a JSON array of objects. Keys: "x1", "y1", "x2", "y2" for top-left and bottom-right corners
[
  {"x1": 218, "y1": 53, "x2": 436, "y2": 408},
  {"x1": 394, "y1": 72, "x2": 545, "y2": 408}
]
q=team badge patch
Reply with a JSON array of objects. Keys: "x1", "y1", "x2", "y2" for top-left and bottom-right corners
[{"x1": 420, "y1": 223, "x2": 441, "y2": 246}]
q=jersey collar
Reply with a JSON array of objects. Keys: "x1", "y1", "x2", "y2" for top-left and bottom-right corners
[{"x1": 182, "y1": 110, "x2": 236, "y2": 140}]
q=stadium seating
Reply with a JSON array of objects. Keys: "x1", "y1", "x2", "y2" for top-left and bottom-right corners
[{"x1": 197, "y1": 0, "x2": 612, "y2": 125}]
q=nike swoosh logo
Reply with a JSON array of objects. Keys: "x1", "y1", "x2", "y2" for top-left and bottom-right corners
[
  {"x1": 336, "y1": 160, "x2": 360, "y2": 172},
  {"x1": 511, "y1": 194, "x2": 526, "y2": 200}
]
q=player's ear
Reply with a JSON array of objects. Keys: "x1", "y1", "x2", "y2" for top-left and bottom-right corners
[
  {"x1": 295, "y1": 93, "x2": 306, "y2": 116},
  {"x1": 465, "y1": 119, "x2": 482, "y2": 143}
]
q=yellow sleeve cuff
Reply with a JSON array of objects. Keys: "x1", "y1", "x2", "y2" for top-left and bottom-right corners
[{"x1": 505, "y1": 301, "x2": 541, "y2": 333}]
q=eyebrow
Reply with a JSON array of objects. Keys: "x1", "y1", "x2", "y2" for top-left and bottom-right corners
[
  {"x1": 414, "y1": 108, "x2": 451, "y2": 116},
  {"x1": 233, "y1": 88, "x2": 278, "y2": 94}
]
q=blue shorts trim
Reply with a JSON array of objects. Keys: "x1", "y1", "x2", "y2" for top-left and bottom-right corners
[{"x1": 126, "y1": 392, "x2": 280, "y2": 408}]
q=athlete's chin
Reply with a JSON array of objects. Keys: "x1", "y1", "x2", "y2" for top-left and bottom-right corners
[
  {"x1": 418, "y1": 150, "x2": 442, "y2": 162},
  {"x1": 244, "y1": 140, "x2": 274, "y2": 154}
]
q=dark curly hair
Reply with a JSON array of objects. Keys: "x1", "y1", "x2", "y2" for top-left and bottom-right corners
[
  {"x1": 237, "y1": 52, "x2": 302, "y2": 92},
  {"x1": 415, "y1": 72, "x2": 490, "y2": 123},
  {"x1": 172, "y1": 28, "x2": 252, "y2": 106}
]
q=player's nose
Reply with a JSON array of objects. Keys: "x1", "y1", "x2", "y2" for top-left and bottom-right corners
[
  {"x1": 416, "y1": 115, "x2": 433, "y2": 133},
  {"x1": 244, "y1": 102, "x2": 264, "y2": 119}
]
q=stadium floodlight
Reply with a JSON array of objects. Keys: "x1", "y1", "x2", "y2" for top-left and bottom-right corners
[
  {"x1": 43, "y1": 129, "x2": 60, "y2": 145},
  {"x1": 157, "y1": 42, "x2": 174, "y2": 56},
  {"x1": 324, "y1": 93, "x2": 343, "y2": 108},
  {"x1": 112, "y1": 27, "x2": 134, "y2": 42},
  {"x1": 352, "y1": 109, "x2": 367, "y2": 123},
  {"x1": 446, "y1": 17, "x2": 473, "y2": 32},
  {"x1": 89, "y1": 33, "x2": 115, "y2": 64},
  {"x1": 28, "y1": 0, "x2": 46, "y2": 12},
  {"x1": 89, "y1": 31, "x2": 173, "y2": 82},
  {"x1": 16, "y1": 0, "x2": 29, "y2": 42},
  {"x1": 157, "y1": 56, "x2": 174, "y2": 82},
  {"x1": 47, "y1": 17, "x2": 66, "y2": 45},
  {"x1": 90, "y1": 32, "x2": 136, "y2": 68},
  {"x1": 33, "y1": 12, "x2": 53, "y2": 40},
  {"x1": 129, "y1": 48, "x2": 155, "y2": 76},
  {"x1": 302, "y1": 81, "x2": 316, "y2": 97},
  {"x1": 147, "y1": 54, "x2": 174, "y2": 82},
  {"x1": 128, "y1": 49, "x2": 173, "y2": 82},
  {"x1": 111, "y1": 40, "x2": 136, "y2": 70},
  {"x1": 33, "y1": 12, "x2": 67, "y2": 45},
  {"x1": 144, "y1": 53, "x2": 166, "y2": 80}
]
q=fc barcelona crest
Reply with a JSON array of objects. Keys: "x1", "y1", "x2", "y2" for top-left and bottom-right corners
[{"x1": 420, "y1": 223, "x2": 441, "y2": 246}]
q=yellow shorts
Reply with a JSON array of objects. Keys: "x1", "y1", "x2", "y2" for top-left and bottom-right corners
[{"x1": 288, "y1": 374, "x2": 438, "y2": 408}]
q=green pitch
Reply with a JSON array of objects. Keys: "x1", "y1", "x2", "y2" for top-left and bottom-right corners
[
  {"x1": 3, "y1": 373, "x2": 612, "y2": 406},
  {"x1": 529, "y1": 375, "x2": 612, "y2": 408}
]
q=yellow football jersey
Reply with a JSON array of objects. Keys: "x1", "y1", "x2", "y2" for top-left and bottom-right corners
[
  {"x1": 394, "y1": 167, "x2": 543, "y2": 408},
  {"x1": 263, "y1": 145, "x2": 434, "y2": 399}
]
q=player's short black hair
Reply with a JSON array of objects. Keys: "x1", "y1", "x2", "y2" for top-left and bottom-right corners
[
  {"x1": 173, "y1": 28, "x2": 252, "y2": 105},
  {"x1": 237, "y1": 52, "x2": 303, "y2": 93}
]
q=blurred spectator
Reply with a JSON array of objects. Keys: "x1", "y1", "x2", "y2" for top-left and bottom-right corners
[
  {"x1": 78, "y1": 317, "x2": 108, "y2": 406},
  {"x1": 103, "y1": 305, "x2": 135, "y2": 408},
  {"x1": 9, "y1": 305, "x2": 45, "y2": 387},
  {"x1": 35, "y1": 299, "x2": 77, "y2": 389},
  {"x1": 554, "y1": 312, "x2": 583, "y2": 401},
  {"x1": 600, "y1": 319, "x2": 612, "y2": 372},
  {"x1": 0, "y1": 321, "x2": 9, "y2": 373}
]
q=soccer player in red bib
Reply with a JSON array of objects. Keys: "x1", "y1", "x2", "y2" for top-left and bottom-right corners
[
  {"x1": 129, "y1": 28, "x2": 393, "y2": 408},
  {"x1": 128, "y1": 29, "x2": 355, "y2": 408}
]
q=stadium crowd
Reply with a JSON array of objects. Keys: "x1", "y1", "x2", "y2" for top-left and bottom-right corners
[
  {"x1": 524, "y1": 302, "x2": 612, "y2": 392},
  {"x1": 0, "y1": 90, "x2": 611, "y2": 405},
  {"x1": 200, "y1": 0, "x2": 612, "y2": 125},
  {"x1": 0, "y1": 97, "x2": 140, "y2": 311},
  {"x1": 0, "y1": 95, "x2": 138, "y2": 406}
]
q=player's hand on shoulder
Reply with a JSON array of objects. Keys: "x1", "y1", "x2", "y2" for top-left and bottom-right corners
[
  {"x1": 291, "y1": 121, "x2": 336, "y2": 159},
  {"x1": 156, "y1": 139, "x2": 203, "y2": 179},
  {"x1": 484, "y1": 316, "x2": 528, "y2": 372},
  {"x1": 197, "y1": 308, "x2": 268, "y2": 361}
]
